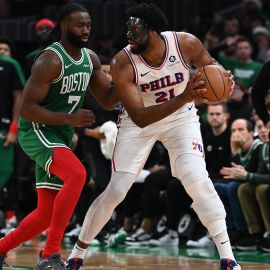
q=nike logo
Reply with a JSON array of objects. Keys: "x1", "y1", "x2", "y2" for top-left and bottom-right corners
[
  {"x1": 188, "y1": 104, "x2": 193, "y2": 110},
  {"x1": 141, "y1": 71, "x2": 150, "y2": 77},
  {"x1": 65, "y1": 63, "x2": 72, "y2": 69},
  {"x1": 221, "y1": 240, "x2": 229, "y2": 245}
]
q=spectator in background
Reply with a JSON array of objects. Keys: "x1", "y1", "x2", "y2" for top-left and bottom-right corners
[
  {"x1": 251, "y1": 60, "x2": 270, "y2": 132},
  {"x1": 252, "y1": 26, "x2": 270, "y2": 63},
  {"x1": 24, "y1": 18, "x2": 55, "y2": 78},
  {"x1": 0, "y1": 38, "x2": 13, "y2": 56},
  {"x1": 227, "y1": 81, "x2": 253, "y2": 126},
  {"x1": 0, "y1": 38, "x2": 25, "y2": 232},
  {"x1": 203, "y1": 103, "x2": 232, "y2": 180},
  {"x1": 215, "y1": 119, "x2": 263, "y2": 245},
  {"x1": 236, "y1": 116, "x2": 270, "y2": 251},
  {"x1": 220, "y1": 36, "x2": 262, "y2": 91}
]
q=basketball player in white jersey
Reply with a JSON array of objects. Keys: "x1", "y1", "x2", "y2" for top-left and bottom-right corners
[{"x1": 67, "y1": 3, "x2": 241, "y2": 270}]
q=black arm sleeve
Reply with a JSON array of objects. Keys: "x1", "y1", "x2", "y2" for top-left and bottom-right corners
[{"x1": 251, "y1": 61, "x2": 270, "y2": 124}]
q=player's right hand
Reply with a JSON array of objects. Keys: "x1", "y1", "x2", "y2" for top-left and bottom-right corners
[
  {"x1": 181, "y1": 72, "x2": 207, "y2": 103},
  {"x1": 68, "y1": 109, "x2": 96, "y2": 127}
]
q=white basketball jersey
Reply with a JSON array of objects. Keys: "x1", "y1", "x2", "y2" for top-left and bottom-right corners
[{"x1": 119, "y1": 31, "x2": 197, "y2": 127}]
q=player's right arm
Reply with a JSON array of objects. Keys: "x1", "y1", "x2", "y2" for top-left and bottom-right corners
[
  {"x1": 110, "y1": 51, "x2": 206, "y2": 128},
  {"x1": 20, "y1": 51, "x2": 95, "y2": 127}
]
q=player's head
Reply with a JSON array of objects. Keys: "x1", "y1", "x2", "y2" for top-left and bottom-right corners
[
  {"x1": 125, "y1": 3, "x2": 168, "y2": 54},
  {"x1": 56, "y1": 3, "x2": 90, "y2": 48}
]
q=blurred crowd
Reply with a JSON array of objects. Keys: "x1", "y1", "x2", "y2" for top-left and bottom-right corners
[{"x1": 0, "y1": 0, "x2": 270, "y2": 255}]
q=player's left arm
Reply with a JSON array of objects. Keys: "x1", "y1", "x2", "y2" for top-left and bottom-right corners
[
  {"x1": 177, "y1": 32, "x2": 217, "y2": 68},
  {"x1": 88, "y1": 50, "x2": 119, "y2": 110},
  {"x1": 177, "y1": 32, "x2": 234, "y2": 89}
]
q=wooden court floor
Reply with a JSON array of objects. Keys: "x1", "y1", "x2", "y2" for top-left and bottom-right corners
[{"x1": 3, "y1": 238, "x2": 270, "y2": 270}]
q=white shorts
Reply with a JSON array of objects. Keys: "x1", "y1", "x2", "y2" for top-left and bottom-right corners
[{"x1": 112, "y1": 114, "x2": 204, "y2": 177}]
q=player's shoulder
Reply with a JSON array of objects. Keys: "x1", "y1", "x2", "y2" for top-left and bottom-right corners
[{"x1": 111, "y1": 49, "x2": 130, "y2": 70}]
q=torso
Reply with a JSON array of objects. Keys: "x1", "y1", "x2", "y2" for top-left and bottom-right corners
[{"x1": 118, "y1": 31, "x2": 197, "y2": 127}]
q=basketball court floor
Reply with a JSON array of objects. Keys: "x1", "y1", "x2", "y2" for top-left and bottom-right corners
[{"x1": 3, "y1": 237, "x2": 270, "y2": 270}]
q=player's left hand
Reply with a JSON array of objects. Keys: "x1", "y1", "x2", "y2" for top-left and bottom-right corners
[{"x1": 4, "y1": 132, "x2": 17, "y2": 147}]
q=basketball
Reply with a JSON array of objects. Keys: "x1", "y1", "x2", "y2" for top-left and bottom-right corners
[{"x1": 196, "y1": 65, "x2": 232, "y2": 102}]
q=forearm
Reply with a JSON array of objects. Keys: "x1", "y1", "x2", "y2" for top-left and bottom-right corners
[
  {"x1": 247, "y1": 172, "x2": 270, "y2": 184},
  {"x1": 130, "y1": 94, "x2": 189, "y2": 128},
  {"x1": 21, "y1": 103, "x2": 71, "y2": 126},
  {"x1": 91, "y1": 84, "x2": 119, "y2": 110}
]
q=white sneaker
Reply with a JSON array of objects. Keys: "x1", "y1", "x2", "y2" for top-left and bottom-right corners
[
  {"x1": 186, "y1": 235, "x2": 213, "y2": 248},
  {"x1": 64, "y1": 224, "x2": 81, "y2": 237},
  {"x1": 125, "y1": 228, "x2": 152, "y2": 246},
  {"x1": 149, "y1": 231, "x2": 179, "y2": 247}
]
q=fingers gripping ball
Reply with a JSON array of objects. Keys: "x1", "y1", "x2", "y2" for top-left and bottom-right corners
[{"x1": 196, "y1": 65, "x2": 232, "y2": 102}]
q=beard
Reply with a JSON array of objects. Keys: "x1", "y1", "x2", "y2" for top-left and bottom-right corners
[
  {"x1": 67, "y1": 29, "x2": 88, "y2": 48},
  {"x1": 131, "y1": 42, "x2": 148, "y2": 54}
]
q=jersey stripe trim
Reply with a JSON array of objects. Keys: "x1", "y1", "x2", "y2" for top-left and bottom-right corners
[
  {"x1": 85, "y1": 48, "x2": 94, "y2": 75},
  {"x1": 55, "y1": 42, "x2": 84, "y2": 65},
  {"x1": 138, "y1": 34, "x2": 169, "y2": 70},
  {"x1": 123, "y1": 48, "x2": 138, "y2": 85},
  {"x1": 45, "y1": 48, "x2": 64, "y2": 83},
  {"x1": 36, "y1": 184, "x2": 62, "y2": 190},
  {"x1": 173, "y1": 32, "x2": 190, "y2": 70}
]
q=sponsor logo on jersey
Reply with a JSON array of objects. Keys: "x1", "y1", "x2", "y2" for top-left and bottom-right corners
[
  {"x1": 140, "y1": 72, "x2": 184, "y2": 92},
  {"x1": 60, "y1": 72, "x2": 90, "y2": 94}
]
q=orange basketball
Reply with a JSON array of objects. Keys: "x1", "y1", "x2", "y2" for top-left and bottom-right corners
[{"x1": 196, "y1": 65, "x2": 232, "y2": 102}]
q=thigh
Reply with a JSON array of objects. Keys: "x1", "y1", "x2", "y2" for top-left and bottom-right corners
[
  {"x1": 161, "y1": 117, "x2": 204, "y2": 177},
  {"x1": 112, "y1": 126, "x2": 157, "y2": 175}
]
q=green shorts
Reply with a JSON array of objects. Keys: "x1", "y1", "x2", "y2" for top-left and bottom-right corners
[
  {"x1": 0, "y1": 129, "x2": 14, "y2": 189},
  {"x1": 18, "y1": 121, "x2": 73, "y2": 190}
]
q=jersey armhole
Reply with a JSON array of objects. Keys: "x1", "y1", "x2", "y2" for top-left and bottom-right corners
[
  {"x1": 173, "y1": 32, "x2": 190, "y2": 70},
  {"x1": 44, "y1": 48, "x2": 64, "y2": 83}
]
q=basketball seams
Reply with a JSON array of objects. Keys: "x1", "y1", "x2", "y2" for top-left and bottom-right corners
[
  {"x1": 203, "y1": 66, "x2": 221, "y2": 102},
  {"x1": 215, "y1": 66, "x2": 226, "y2": 100}
]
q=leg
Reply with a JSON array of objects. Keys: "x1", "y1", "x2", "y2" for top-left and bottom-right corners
[
  {"x1": 42, "y1": 147, "x2": 86, "y2": 257},
  {"x1": 256, "y1": 184, "x2": 270, "y2": 232},
  {"x1": 174, "y1": 154, "x2": 235, "y2": 260},
  {"x1": 238, "y1": 183, "x2": 264, "y2": 235},
  {"x1": 0, "y1": 188, "x2": 57, "y2": 255}
]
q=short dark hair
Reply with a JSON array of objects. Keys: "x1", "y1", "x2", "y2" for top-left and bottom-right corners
[
  {"x1": 125, "y1": 3, "x2": 168, "y2": 33},
  {"x1": 54, "y1": 3, "x2": 89, "y2": 34}
]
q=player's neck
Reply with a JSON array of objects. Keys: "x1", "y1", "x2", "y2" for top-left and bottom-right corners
[
  {"x1": 140, "y1": 35, "x2": 166, "y2": 67},
  {"x1": 59, "y1": 40, "x2": 82, "y2": 60}
]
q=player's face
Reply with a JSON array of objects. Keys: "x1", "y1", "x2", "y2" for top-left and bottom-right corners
[
  {"x1": 207, "y1": 105, "x2": 227, "y2": 129},
  {"x1": 66, "y1": 12, "x2": 91, "y2": 48},
  {"x1": 126, "y1": 18, "x2": 149, "y2": 54}
]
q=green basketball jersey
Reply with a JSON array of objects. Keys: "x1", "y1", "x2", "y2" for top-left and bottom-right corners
[
  {"x1": 19, "y1": 42, "x2": 93, "y2": 140},
  {"x1": 18, "y1": 43, "x2": 93, "y2": 190}
]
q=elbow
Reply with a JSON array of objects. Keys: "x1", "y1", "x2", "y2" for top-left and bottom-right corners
[{"x1": 131, "y1": 116, "x2": 147, "y2": 128}]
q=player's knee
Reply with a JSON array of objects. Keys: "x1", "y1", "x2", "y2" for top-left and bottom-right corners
[{"x1": 69, "y1": 162, "x2": 86, "y2": 186}]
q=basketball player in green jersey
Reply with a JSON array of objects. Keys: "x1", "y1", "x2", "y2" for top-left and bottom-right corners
[{"x1": 0, "y1": 3, "x2": 118, "y2": 270}]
